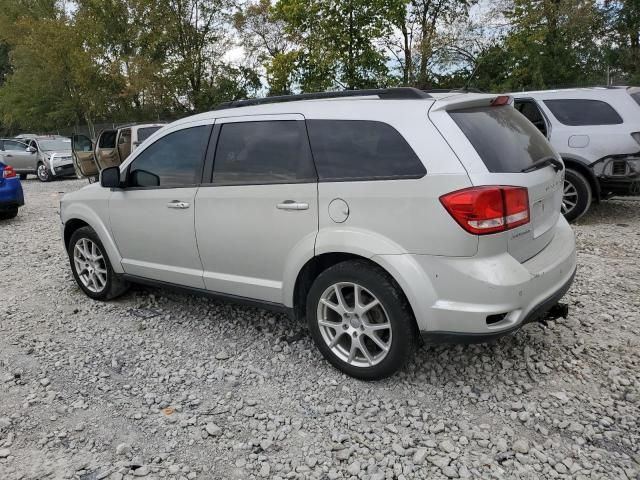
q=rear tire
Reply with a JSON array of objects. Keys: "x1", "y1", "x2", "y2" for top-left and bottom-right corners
[
  {"x1": 0, "y1": 208, "x2": 18, "y2": 220},
  {"x1": 68, "y1": 226, "x2": 129, "y2": 300},
  {"x1": 306, "y1": 260, "x2": 417, "y2": 380},
  {"x1": 562, "y1": 169, "x2": 592, "y2": 222}
]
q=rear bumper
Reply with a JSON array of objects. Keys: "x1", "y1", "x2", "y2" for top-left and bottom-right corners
[
  {"x1": 0, "y1": 178, "x2": 25, "y2": 209},
  {"x1": 375, "y1": 216, "x2": 576, "y2": 336},
  {"x1": 421, "y1": 268, "x2": 575, "y2": 344}
]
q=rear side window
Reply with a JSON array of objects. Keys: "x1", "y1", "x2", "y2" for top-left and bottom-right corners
[
  {"x1": 306, "y1": 120, "x2": 425, "y2": 181},
  {"x1": 543, "y1": 99, "x2": 623, "y2": 126},
  {"x1": 449, "y1": 106, "x2": 556, "y2": 173},
  {"x1": 128, "y1": 125, "x2": 210, "y2": 188},
  {"x1": 630, "y1": 92, "x2": 640, "y2": 107},
  {"x1": 212, "y1": 121, "x2": 316, "y2": 185},
  {"x1": 99, "y1": 131, "x2": 117, "y2": 148},
  {"x1": 137, "y1": 126, "x2": 162, "y2": 143}
]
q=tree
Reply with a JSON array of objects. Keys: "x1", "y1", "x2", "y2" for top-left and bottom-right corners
[{"x1": 603, "y1": 0, "x2": 640, "y2": 84}]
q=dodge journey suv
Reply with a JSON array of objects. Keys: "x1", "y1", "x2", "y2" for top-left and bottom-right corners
[{"x1": 60, "y1": 88, "x2": 576, "y2": 379}]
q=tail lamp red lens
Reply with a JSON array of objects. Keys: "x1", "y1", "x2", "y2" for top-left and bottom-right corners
[
  {"x1": 440, "y1": 186, "x2": 530, "y2": 235},
  {"x1": 3, "y1": 165, "x2": 16, "y2": 178},
  {"x1": 491, "y1": 95, "x2": 513, "y2": 106}
]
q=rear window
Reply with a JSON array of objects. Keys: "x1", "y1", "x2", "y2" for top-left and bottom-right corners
[
  {"x1": 449, "y1": 106, "x2": 556, "y2": 173},
  {"x1": 306, "y1": 120, "x2": 425, "y2": 181},
  {"x1": 543, "y1": 99, "x2": 623, "y2": 126}
]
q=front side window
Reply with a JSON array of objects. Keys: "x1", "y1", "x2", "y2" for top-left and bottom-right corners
[
  {"x1": 3, "y1": 140, "x2": 28, "y2": 151},
  {"x1": 212, "y1": 121, "x2": 316, "y2": 185},
  {"x1": 543, "y1": 99, "x2": 623, "y2": 126},
  {"x1": 128, "y1": 125, "x2": 210, "y2": 188},
  {"x1": 306, "y1": 120, "x2": 425, "y2": 181}
]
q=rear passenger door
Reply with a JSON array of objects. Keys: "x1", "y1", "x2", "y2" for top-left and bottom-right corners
[{"x1": 194, "y1": 115, "x2": 318, "y2": 304}]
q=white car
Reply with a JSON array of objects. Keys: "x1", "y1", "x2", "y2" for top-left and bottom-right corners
[
  {"x1": 511, "y1": 87, "x2": 640, "y2": 221},
  {"x1": 60, "y1": 88, "x2": 576, "y2": 379}
]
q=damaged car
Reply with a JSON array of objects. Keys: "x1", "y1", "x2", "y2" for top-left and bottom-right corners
[{"x1": 511, "y1": 86, "x2": 640, "y2": 221}]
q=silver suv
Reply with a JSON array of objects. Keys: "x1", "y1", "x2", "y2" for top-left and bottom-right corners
[
  {"x1": 512, "y1": 87, "x2": 640, "y2": 221},
  {"x1": 60, "y1": 88, "x2": 576, "y2": 379},
  {"x1": 0, "y1": 135, "x2": 75, "y2": 181}
]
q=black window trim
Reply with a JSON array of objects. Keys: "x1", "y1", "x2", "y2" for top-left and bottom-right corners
[
  {"x1": 121, "y1": 123, "x2": 214, "y2": 191},
  {"x1": 542, "y1": 98, "x2": 624, "y2": 126}
]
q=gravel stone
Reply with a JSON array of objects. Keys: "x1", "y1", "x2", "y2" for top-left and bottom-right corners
[{"x1": 1, "y1": 180, "x2": 639, "y2": 480}]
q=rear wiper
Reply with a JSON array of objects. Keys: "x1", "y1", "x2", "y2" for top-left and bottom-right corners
[{"x1": 520, "y1": 157, "x2": 564, "y2": 173}]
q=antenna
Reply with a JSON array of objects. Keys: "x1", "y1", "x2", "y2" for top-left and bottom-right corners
[{"x1": 462, "y1": 60, "x2": 481, "y2": 92}]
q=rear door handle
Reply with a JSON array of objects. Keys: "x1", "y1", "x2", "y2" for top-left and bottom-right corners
[
  {"x1": 167, "y1": 201, "x2": 190, "y2": 209},
  {"x1": 277, "y1": 200, "x2": 309, "y2": 211}
]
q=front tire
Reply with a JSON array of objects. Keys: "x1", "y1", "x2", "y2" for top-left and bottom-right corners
[
  {"x1": 37, "y1": 162, "x2": 51, "y2": 182},
  {"x1": 68, "y1": 226, "x2": 128, "y2": 300},
  {"x1": 306, "y1": 260, "x2": 417, "y2": 380},
  {"x1": 562, "y1": 169, "x2": 592, "y2": 223}
]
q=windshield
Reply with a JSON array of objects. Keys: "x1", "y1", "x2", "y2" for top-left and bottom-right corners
[
  {"x1": 449, "y1": 106, "x2": 557, "y2": 173},
  {"x1": 137, "y1": 126, "x2": 162, "y2": 143},
  {"x1": 39, "y1": 138, "x2": 72, "y2": 151}
]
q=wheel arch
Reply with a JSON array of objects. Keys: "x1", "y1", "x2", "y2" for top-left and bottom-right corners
[
  {"x1": 291, "y1": 251, "x2": 432, "y2": 332},
  {"x1": 561, "y1": 157, "x2": 601, "y2": 202},
  {"x1": 62, "y1": 208, "x2": 124, "y2": 273}
]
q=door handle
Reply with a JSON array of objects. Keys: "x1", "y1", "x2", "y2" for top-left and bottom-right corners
[
  {"x1": 277, "y1": 200, "x2": 309, "y2": 211},
  {"x1": 167, "y1": 201, "x2": 190, "y2": 209}
]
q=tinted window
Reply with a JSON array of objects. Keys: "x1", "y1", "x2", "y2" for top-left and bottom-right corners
[
  {"x1": 73, "y1": 135, "x2": 92, "y2": 152},
  {"x1": 543, "y1": 99, "x2": 623, "y2": 126},
  {"x1": 3, "y1": 140, "x2": 27, "y2": 151},
  {"x1": 515, "y1": 100, "x2": 547, "y2": 136},
  {"x1": 631, "y1": 92, "x2": 640, "y2": 107},
  {"x1": 128, "y1": 126, "x2": 210, "y2": 188},
  {"x1": 137, "y1": 126, "x2": 162, "y2": 143},
  {"x1": 306, "y1": 120, "x2": 425, "y2": 181},
  {"x1": 212, "y1": 121, "x2": 316, "y2": 185},
  {"x1": 449, "y1": 106, "x2": 556, "y2": 173},
  {"x1": 99, "y1": 131, "x2": 117, "y2": 148}
]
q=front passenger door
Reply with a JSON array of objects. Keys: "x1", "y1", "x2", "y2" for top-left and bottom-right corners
[{"x1": 109, "y1": 124, "x2": 213, "y2": 288}]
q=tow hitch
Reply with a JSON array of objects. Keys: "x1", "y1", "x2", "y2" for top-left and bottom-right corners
[{"x1": 539, "y1": 303, "x2": 569, "y2": 326}]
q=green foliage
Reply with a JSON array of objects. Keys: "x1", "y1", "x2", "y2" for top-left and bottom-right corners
[{"x1": 0, "y1": 0, "x2": 638, "y2": 132}]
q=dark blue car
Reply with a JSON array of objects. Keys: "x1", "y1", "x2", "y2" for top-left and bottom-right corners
[{"x1": 0, "y1": 160, "x2": 24, "y2": 220}]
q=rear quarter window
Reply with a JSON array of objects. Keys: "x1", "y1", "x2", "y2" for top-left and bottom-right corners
[
  {"x1": 543, "y1": 99, "x2": 623, "y2": 126},
  {"x1": 630, "y1": 92, "x2": 640, "y2": 107},
  {"x1": 449, "y1": 106, "x2": 556, "y2": 173},
  {"x1": 306, "y1": 120, "x2": 425, "y2": 181}
]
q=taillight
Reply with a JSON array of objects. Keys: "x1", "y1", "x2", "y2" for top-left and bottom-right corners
[
  {"x1": 3, "y1": 165, "x2": 16, "y2": 179},
  {"x1": 440, "y1": 186, "x2": 530, "y2": 235}
]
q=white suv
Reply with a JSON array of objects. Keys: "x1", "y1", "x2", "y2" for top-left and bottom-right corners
[
  {"x1": 511, "y1": 87, "x2": 640, "y2": 221},
  {"x1": 60, "y1": 88, "x2": 576, "y2": 379}
]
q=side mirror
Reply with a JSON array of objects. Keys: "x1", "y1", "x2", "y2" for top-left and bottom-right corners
[
  {"x1": 26, "y1": 146, "x2": 36, "y2": 153},
  {"x1": 100, "y1": 166, "x2": 122, "y2": 188}
]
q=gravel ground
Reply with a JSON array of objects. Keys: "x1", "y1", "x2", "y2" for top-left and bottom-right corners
[{"x1": 1, "y1": 178, "x2": 639, "y2": 480}]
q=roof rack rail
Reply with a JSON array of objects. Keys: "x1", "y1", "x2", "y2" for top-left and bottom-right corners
[
  {"x1": 214, "y1": 87, "x2": 431, "y2": 110},
  {"x1": 422, "y1": 88, "x2": 483, "y2": 93}
]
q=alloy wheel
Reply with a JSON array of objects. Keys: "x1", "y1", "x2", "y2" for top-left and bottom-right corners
[
  {"x1": 316, "y1": 282, "x2": 392, "y2": 368},
  {"x1": 37, "y1": 164, "x2": 50, "y2": 182},
  {"x1": 73, "y1": 238, "x2": 108, "y2": 293},
  {"x1": 562, "y1": 179, "x2": 578, "y2": 216}
]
